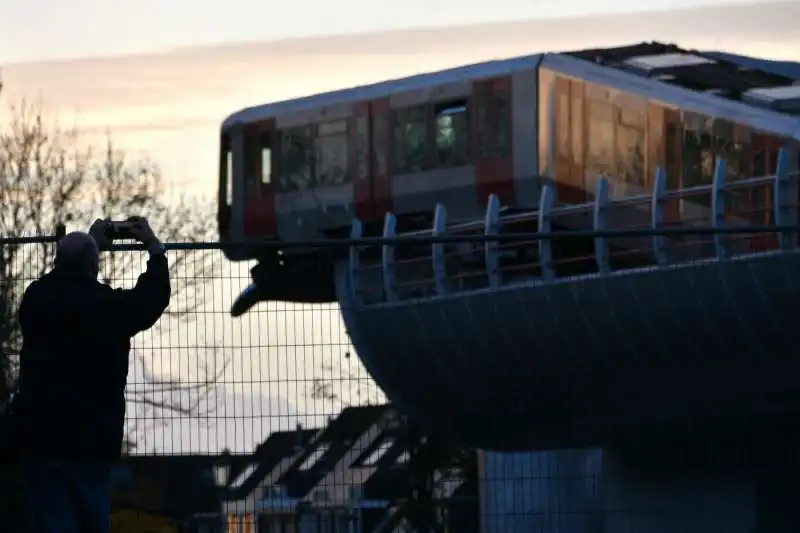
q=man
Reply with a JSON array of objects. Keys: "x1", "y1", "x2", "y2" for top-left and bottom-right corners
[{"x1": 9, "y1": 217, "x2": 171, "y2": 532}]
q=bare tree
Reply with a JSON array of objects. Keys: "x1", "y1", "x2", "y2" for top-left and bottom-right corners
[
  {"x1": 308, "y1": 349, "x2": 383, "y2": 408},
  {"x1": 0, "y1": 101, "x2": 226, "y2": 451}
]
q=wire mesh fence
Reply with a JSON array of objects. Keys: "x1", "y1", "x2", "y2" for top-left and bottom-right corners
[{"x1": 1, "y1": 224, "x2": 799, "y2": 532}]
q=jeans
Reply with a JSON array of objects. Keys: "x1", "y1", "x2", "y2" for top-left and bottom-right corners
[{"x1": 23, "y1": 458, "x2": 111, "y2": 533}]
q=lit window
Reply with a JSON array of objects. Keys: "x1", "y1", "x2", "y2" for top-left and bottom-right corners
[
  {"x1": 261, "y1": 131, "x2": 272, "y2": 185},
  {"x1": 226, "y1": 150, "x2": 233, "y2": 206},
  {"x1": 393, "y1": 106, "x2": 428, "y2": 173},
  {"x1": 298, "y1": 444, "x2": 329, "y2": 471},
  {"x1": 229, "y1": 463, "x2": 258, "y2": 490},
  {"x1": 360, "y1": 438, "x2": 395, "y2": 466},
  {"x1": 435, "y1": 101, "x2": 469, "y2": 167},
  {"x1": 315, "y1": 120, "x2": 349, "y2": 187}
]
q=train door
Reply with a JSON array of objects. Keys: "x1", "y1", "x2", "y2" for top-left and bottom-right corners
[
  {"x1": 551, "y1": 76, "x2": 585, "y2": 204},
  {"x1": 243, "y1": 120, "x2": 277, "y2": 240},
  {"x1": 352, "y1": 99, "x2": 392, "y2": 224},
  {"x1": 472, "y1": 77, "x2": 515, "y2": 206}
]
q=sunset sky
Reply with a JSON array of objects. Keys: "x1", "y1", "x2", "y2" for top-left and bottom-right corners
[{"x1": 3, "y1": 0, "x2": 798, "y2": 453}]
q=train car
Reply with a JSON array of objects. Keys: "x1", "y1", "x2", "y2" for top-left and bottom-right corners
[{"x1": 219, "y1": 42, "x2": 800, "y2": 315}]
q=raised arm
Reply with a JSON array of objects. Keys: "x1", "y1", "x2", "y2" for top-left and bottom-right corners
[{"x1": 92, "y1": 217, "x2": 172, "y2": 337}]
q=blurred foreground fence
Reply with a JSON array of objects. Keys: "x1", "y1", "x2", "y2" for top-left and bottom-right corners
[{"x1": 1, "y1": 219, "x2": 800, "y2": 532}]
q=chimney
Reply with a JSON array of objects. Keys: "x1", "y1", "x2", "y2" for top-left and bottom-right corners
[{"x1": 293, "y1": 422, "x2": 304, "y2": 453}]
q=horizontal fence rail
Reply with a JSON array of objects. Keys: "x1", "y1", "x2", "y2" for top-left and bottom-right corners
[{"x1": 348, "y1": 147, "x2": 799, "y2": 305}]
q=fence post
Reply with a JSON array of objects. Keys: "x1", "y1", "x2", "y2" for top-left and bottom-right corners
[
  {"x1": 432, "y1": 204, "x2": 448, "y2": 296},
  {"x1": 651, "y1": 168, "x2": 668, "y2": 266},
  {"x1": 484, "y1": 194, "x2": 501, "y2": 289},
  {"x1": 773, "y1": 147, "x2": 794, "y2": 251},
  {"x1": 538, "y1": 185, "x2": 556, "y2": 281},
  {"x1": 348, "y1": 219, "x2": 363, "y2": 304},
  {"x1": 711, "y1": 158, "x2": 728, "y2": 259},
  {"x1": 593, "y1": 177, "x2": 610, "y2": 274},
  {"x1": 382, "y1": 213, "x2": 398, "y2": 302}
]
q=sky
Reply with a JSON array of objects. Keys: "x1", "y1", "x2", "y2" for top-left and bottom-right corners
[
  {"x1": 2, "y1": 0, "x2": 799, "y2": 454},
  {"x1": 1, "y1": 0, "x2": 763, "y2": 63}
]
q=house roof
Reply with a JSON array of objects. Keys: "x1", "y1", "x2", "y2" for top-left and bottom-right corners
[
  {"x1": 275, "y1": 405, "x2": 391, "y2": 499},
  {"x1": 223, "y1": 404, "x2": 478, "y2": 513},
  {"x1": 225, "y1": 427, "x2": 317, "y2": 500}
]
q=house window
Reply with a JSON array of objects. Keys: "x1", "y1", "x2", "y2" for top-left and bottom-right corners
[
  {"x1": 229, "y1": 463, "x2": 259, "y2": 490},
  {"x1": 393, "y1": 105, "x2": 428, "y2": 173},
  {"x1": 277, "y1": 127, "x2": 313, "y2": 192},
  {"x1": 355, "y1": 438, "x2": 395, "y2": 467},
  {"x1": 315, "y1": 120, "x2": 349, "y2": 186},
  {"x1": 435, "y1": 100, "x2": 469, "y2": 167},
  {"x1": 299, "y1": 444, "x2": 329, "y2": 471}
]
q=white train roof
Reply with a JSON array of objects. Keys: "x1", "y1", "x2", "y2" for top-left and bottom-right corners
[
  {"x1": 221, "y1": 54, "x2": 544, "y2": 129},
  {"x1": 222, "y1": 43, "x2": 800, "y2": 141}
]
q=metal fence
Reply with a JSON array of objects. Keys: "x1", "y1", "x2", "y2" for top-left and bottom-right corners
[{"x1": 2, "y1": 218, "x2": 800, "y2": 532}]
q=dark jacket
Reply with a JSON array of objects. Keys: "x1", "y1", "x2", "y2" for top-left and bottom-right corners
[{"x1": 11, "y1": 253, "x2": 171, "y2": 460}]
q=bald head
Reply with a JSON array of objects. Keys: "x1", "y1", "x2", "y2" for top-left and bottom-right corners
[{"x1": 55, "y1": 231, "x2": 100, "y2": 278}]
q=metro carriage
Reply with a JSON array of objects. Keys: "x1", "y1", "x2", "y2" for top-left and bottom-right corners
[{"x1": 218, "y1": 41, "x2": 800, "y2": 314}]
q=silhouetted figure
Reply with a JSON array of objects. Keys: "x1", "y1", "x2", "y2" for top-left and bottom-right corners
[{"x1": 9, "y1": 218, "x2": 170, "y2": 533}]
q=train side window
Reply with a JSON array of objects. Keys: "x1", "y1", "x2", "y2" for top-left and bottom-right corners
[
  {"x1": 586, "y1": 98, "x2": 615, "y2": 178},
  {"x1": 226, "y1": 150, "x2": 233, "y2": 205},
  {"x1": 278, "y1": 127, "x2": 313, "y2": 192},
  {"x1": 316, "y1": 120, "x2": 349, "y2": 187},
  {"x1": 220, "y1": 135, "x2": 233, "y2": 207},
  {"x1": 434, "y1": 100, "x2": 469, "y2": 167},
  {"x1": 260, "y1": 131, "x2": 272, "y2": 185},
  {"x1": 616, "y1": 107, "x2": 646, "y2": 186},
  {"x1": 393, "y1": 105, "x2": 428, "y2": 173}
]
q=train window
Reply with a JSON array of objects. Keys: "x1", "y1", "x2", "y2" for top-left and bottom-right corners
[
  {"x1": 434, "y1": 100, "x2": 469, "y2": 167},
  {"x1": 586, "y1": 99, "x2": 615, "y2": 178},
  {"x1": 494, "y1": 89, "x2": 511, "y2": 158},
  {"x1": 278, "y1": 127, "x2": 313, "y2": 192},
  {"x1": 393, "y1": 106, "x2": 428, "y2": 173},
  {"x1": 220, "y1": 135, "x2": 233, "y2": 207},
  {"x1": 260, "y1": 131, "x2": 272, "y2": 185},
  {"x1": 315, "y1": 120, "x2": 349, "y2": 187},
  {"x1": 616, "y1": 106, "x2": 646, "y2": 186},
  {"x1": 682, "y1": 129, "x2": 713, "y2": 208},
  {"x1": 616, "y1": 125, "x2": 645, "y2": 186},
  {"x1": 226, "y1": 150, "x2": 233, "y2": 205}
]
